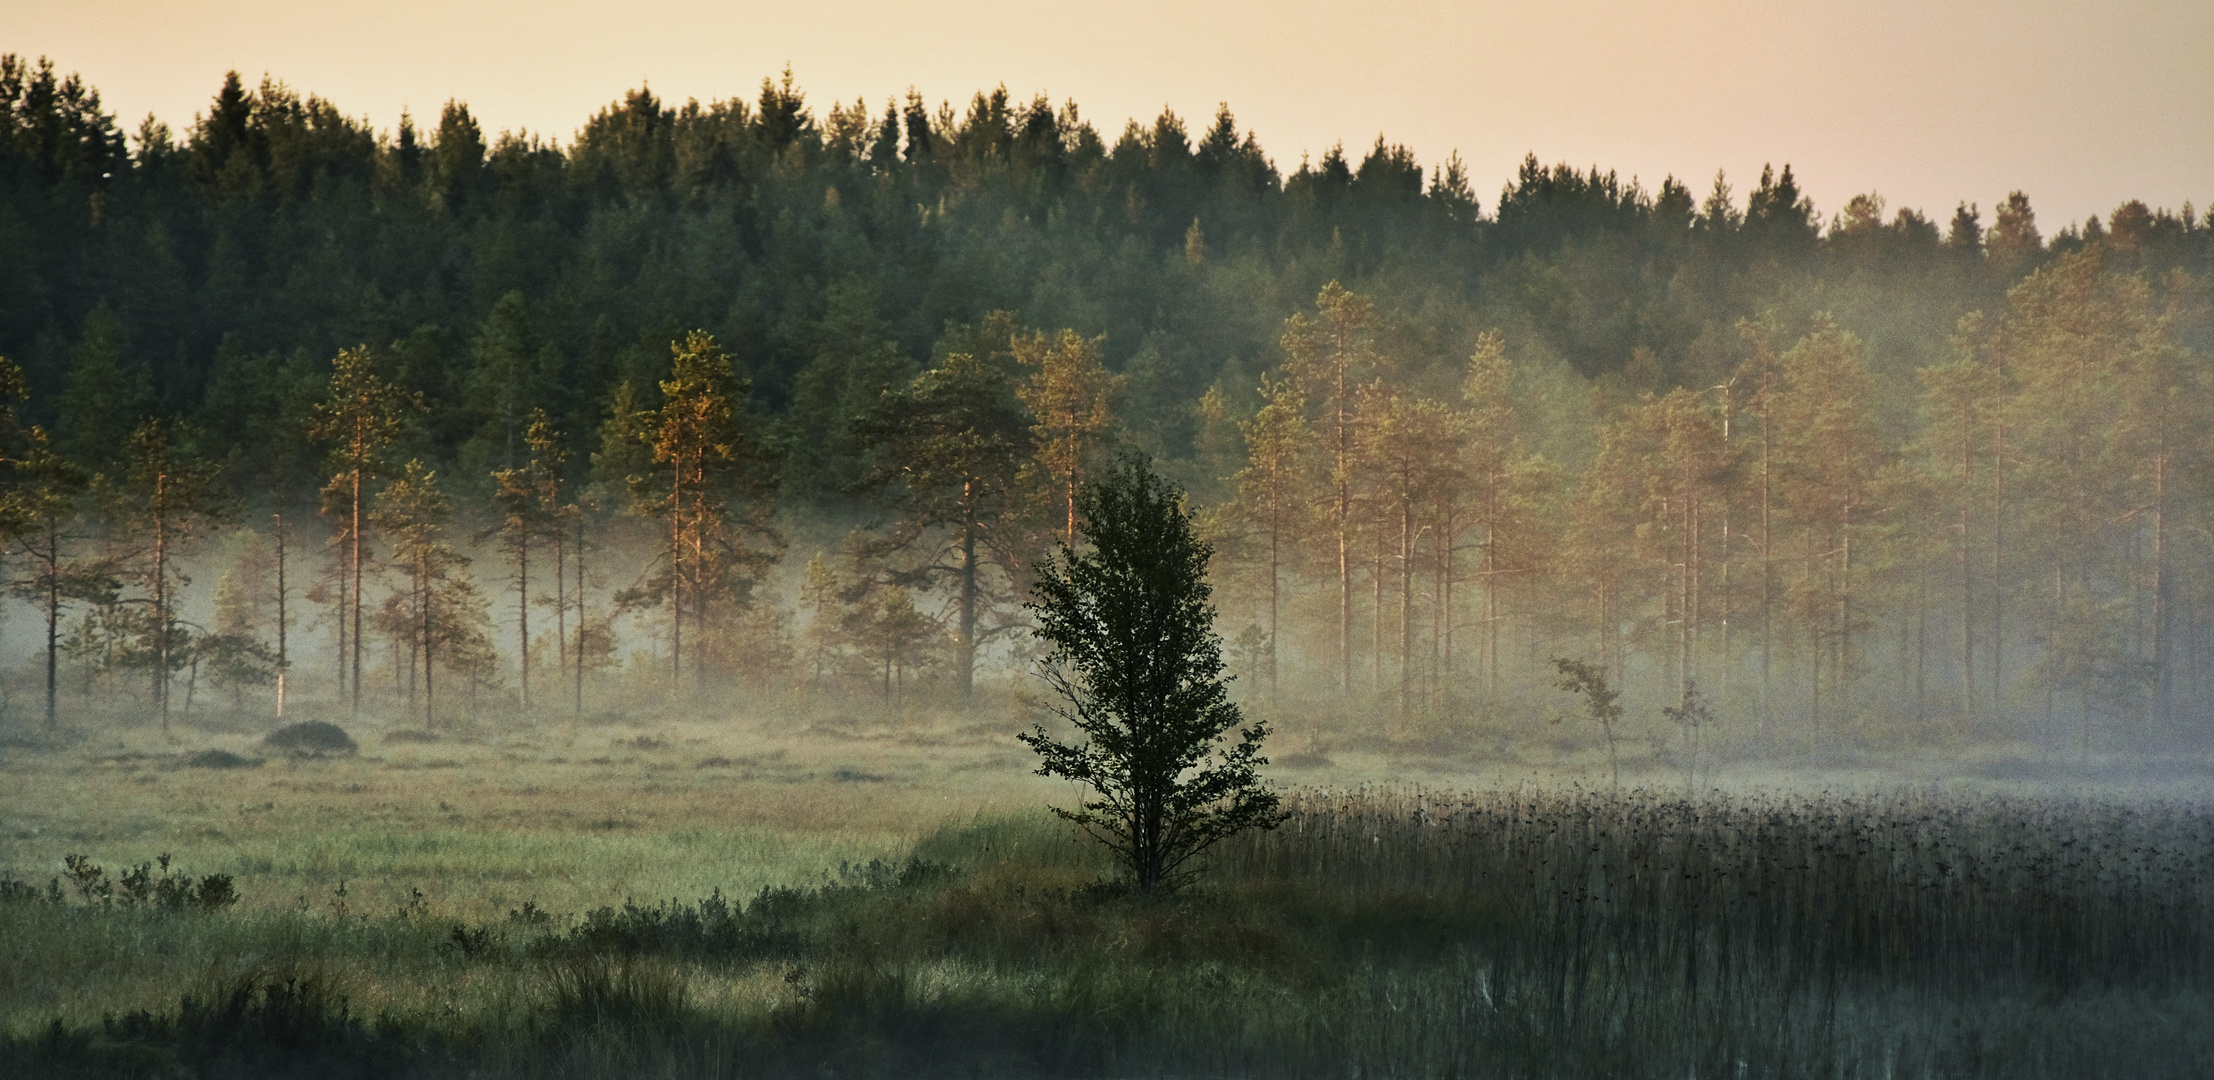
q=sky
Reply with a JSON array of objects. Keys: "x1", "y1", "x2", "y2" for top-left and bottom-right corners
[{"x1": 10, "y1": 0, "x2": 2211, "y2": 231}]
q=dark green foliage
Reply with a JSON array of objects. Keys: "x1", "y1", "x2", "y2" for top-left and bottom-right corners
[
  {"x1": 181, "y1": 748, "x2": 260, "y2": 769},
  {"x1": 2, "y1": 58, "x2": 2214, "y2": 776},
  {"x1": 0, "y1": 875, "x2": 61, "y2": 905},
  {"x1": 445, "y1": 923, "x2": 494, "y2": 959},
  {"x1": 852, "y1": 315, "x2": 1037, "y2": 697},
  {"x1": 13, "y1": 52, "x2": 2201, "y2": 513},
  {"x1": 53, "y1": 306, "x2": 153, "y2": 477},
  {"x1": 546, "y1": 890, "x2": 810, "y2": 962},
  {"x1": 12, "y1": 973, "x2": 420, "y2": 1080},
  {"x1": 778, "y1": 276, "x2": 915, "y2": 502},
  {"x1": 1020, "y1": 457, "x2": 1283, "y2": 891}
]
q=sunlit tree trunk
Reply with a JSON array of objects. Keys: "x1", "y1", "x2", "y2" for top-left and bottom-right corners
[
  {"x1": 1989, "y1": 415, "x2": 2005, "y2": 719},
  {"x1": 274, "y1": 514, "x2": 289, "y2": 719},
  {"x1": 1757, "y1": 378, "x2": 1774, "y2": 737},
  {"x1": 670, "y1": 456, "x2": 684, "y2": 695},
  {"x1": 516, "y1": 529, "x2": 529, "y2": 710},
  {"x1": 152, "y1": 464, "x2": 170, "y2": 731},
  {"x1": 2151, "y1": 394, "x2": 2172, "y2": 726},
  {"x1": 1398, "y1": 494, "x2": 1414, "y2": 723},
  {"x1": 43, "y1": 525, "x2": 60, "y2": 729},
  {"x1": 957, "y1": 479, "x2": 979, "y2": 699},
  {"x1": 574, "y1": 512, "x2": 587, "y2": 716}
]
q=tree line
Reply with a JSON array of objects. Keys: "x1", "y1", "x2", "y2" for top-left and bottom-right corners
[
  {"x1": 1212, "y1": 262, "x2": 2212, "y2": 752},
  {"x1": 1, "y1": 54, "x2": 2210, "y2": 743}
]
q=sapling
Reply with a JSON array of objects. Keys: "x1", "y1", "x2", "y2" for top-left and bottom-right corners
[
  {"x1": 1551, "y1": 656, "x2": 1624, "y2": 789},
  {"x1": 1663, "y1": 682, "x2": 1714, "y2": 796}
]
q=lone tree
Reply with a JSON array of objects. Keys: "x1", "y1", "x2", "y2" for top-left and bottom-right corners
[{"x1": 1019, "y1": 456, "x2": 1284, "y2": 892}]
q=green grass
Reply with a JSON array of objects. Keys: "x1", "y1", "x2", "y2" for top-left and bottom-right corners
[
  {"x1": 7, "y1": 707, "x2": 2214, "y2": 1077},
  {"x1": 7, "y1": 781, "x2": 2214, "y2": 1077}
]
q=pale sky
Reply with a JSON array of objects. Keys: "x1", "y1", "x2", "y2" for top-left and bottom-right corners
[{"x1": 10, "y1": 0, "x2": 2210, "y2": 230}]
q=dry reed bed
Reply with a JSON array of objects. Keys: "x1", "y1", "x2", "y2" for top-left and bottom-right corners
[{"x1": 1222, "y1": 786, "x2": 2214, "y2": 993}]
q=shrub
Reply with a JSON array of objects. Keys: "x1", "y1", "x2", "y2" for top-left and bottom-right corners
[
  {"x1": 184, "y1": 748, "x2": 262, "y2": 769},
  {"x1": 57, "y1": 854, "x2": 239, "y2": 912},
  {"x1": 263, "y1": 721, "x2": 357, "y2": 757}
]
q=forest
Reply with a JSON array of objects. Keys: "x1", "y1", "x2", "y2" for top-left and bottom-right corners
[{"x1": 3, "y1": 52, "x2": 2213, "y2": 751}]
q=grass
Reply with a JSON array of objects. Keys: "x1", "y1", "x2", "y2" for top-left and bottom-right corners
[{"x1": 4, "y1": 707, "x2": 2214, "y2": 1076}]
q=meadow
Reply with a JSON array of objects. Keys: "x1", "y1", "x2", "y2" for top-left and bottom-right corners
[{"x1": 3, "y1": 703, "x2": 2213, "y2": 1078}]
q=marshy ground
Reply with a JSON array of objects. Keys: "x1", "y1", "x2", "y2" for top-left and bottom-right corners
[{"x1": 5, "y1": 703, "x2": 2214, "y2": 1077}]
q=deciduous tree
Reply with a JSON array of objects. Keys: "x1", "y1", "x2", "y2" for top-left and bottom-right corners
[{"x1": 1019, "y1": 456, "x2": 1284, "y2": 892}]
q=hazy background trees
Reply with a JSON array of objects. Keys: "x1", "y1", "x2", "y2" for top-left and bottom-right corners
[{"x1": 2, "y1": 54, "x2": 2212, "y2": 751}]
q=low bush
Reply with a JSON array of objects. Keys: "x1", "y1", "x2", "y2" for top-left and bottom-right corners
[
  {"x1": 54, "y1": 853, "x2": 239, "y2": 913},
  {"x1": 263, "y1": 721, "x2": 357, "y2": 756}
]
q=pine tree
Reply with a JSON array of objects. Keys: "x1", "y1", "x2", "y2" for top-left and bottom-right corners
[
  {"x1": 1459, "y1": 332, "x2": 1557, "y2": 703},
  {"x1": 311, "y1": 346, "x2": 414, "y2": 718},
  {"x1": 373, "y1": 459, "x2": 481, "y2": 728},
  {"x1": 857, "y1": 585, "x2": 939, "y2": 705},
  {"x1": 118, "y1": 417, "x2": 230, "y2": 734},
  {"x1": 1768, "y1": 316, "x2": 1886, "y2": 747},
  {"x1": 1359, "y1": 387, "x2": 1463, "y2": 726},
  {"x1": 489, "y1": 408, "x2": 563, "y2": 711},
  {"x1": 1279, "y1": 282, "x2": 1385, "y2": 695},
  {"x1": 1221, "y1": 374, "x2": 1310, "y2": 705},
  {"x1": 1015, "y1": 328, "x2": 1122, "y2": 546},
  {"x1": 1990, "y1": 247, "x2": 2197, "y2": 741},
  {"x1": 6, "y1": 427, "x2": 104, "y2": 729},
  {"x1": 1914, "y1": 335, "x2": 2009, "y2": 731},
  {"x1": 618, "y1": 332, "x2": 778, "y2": 697},
  {"x1": 854, "y1": 316, "x2": 1036, "y2": 700}
]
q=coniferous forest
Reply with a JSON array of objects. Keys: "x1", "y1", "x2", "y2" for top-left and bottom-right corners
[{"x1": 4, "y1": 52, "x2": 2214, "y2": 750}]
